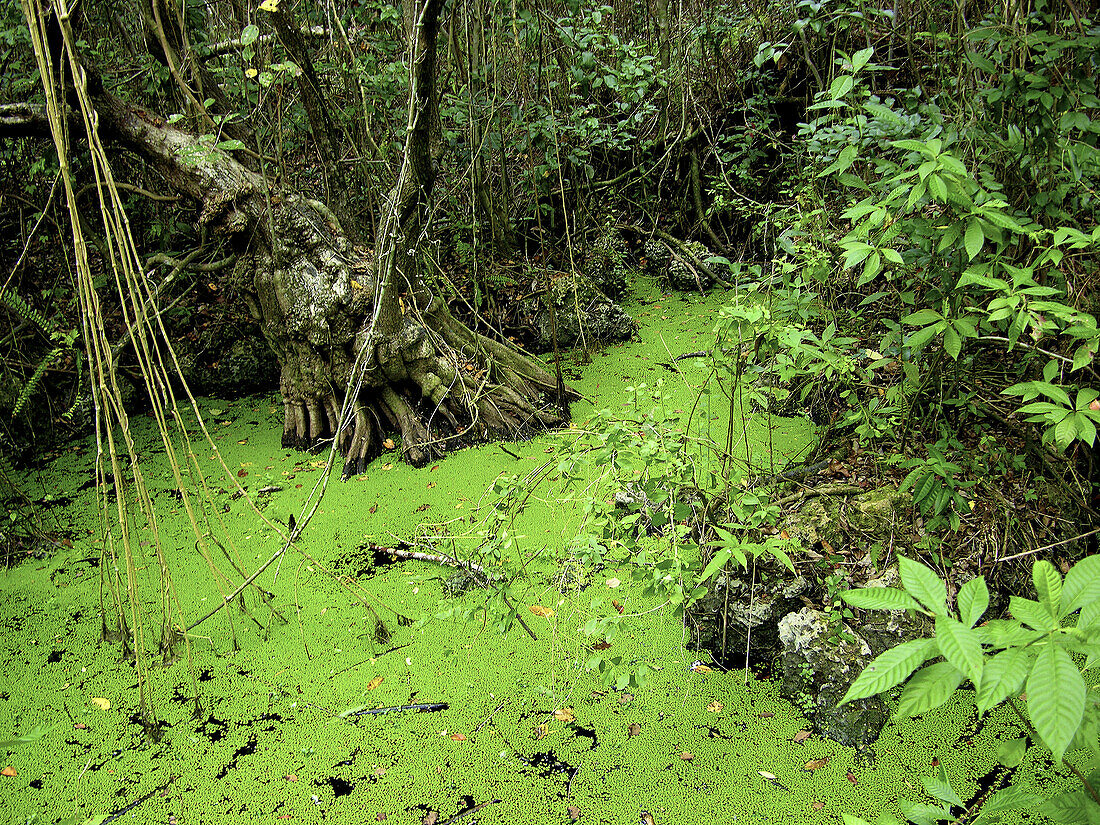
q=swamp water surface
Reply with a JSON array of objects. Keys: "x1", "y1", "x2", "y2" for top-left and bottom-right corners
[{"x1": 0, "y1": 289, "x2": 1074, "y2": 823}]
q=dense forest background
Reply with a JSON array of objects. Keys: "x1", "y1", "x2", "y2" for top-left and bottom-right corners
[{"x1": 1, "y1": 0, "x2": 1099, "y2": 644}]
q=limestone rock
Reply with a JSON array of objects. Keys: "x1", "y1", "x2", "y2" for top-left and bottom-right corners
[
  {"x1": 530, "y1": 270, "x2": 637, "y2": 350},
  {"x1": 687, "y1": 572, "x2": 811, "y2": 668},
  {"x1": 778, "y1": 606, "x2": 888, "y2": 748}
]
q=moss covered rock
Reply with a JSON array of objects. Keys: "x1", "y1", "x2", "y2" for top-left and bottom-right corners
[{"x1": 778, "y1": 606, "x2": 888, "y2": 748}]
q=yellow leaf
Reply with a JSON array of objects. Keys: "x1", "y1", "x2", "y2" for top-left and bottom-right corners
[
  {"x1": 706, "y1": 701, "x2": 723, "y2": 713},
  {"x1": 90, "y1": 697, "x2": 110, "y2": 710},
  {"x1": 553, "y1": 708, "x2": 575, "y2": 722},
  {"x1": 258, "y1": 0, "x2": 280, "y2": 11},
  {"x1": 366, "y1": 676, "x2": 383, "y2": 690},
  {"x1": 381, "y1": 463, "x2": 393, "y2": 471},
  {"x1": 529, "y1": 605, "x2": 555, "y2": 618},
  {"x1": 351, "y1": 279, "x2": 361, "y2": 289}
]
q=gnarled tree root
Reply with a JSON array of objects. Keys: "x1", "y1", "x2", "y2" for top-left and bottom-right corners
[{"x1": 278, "y1": 314, "x2": 577, "y2": 477}]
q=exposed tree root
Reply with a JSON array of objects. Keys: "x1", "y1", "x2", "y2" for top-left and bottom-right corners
[{"x1": 276, "y1": 307, "x2": 576, "y2": 477}]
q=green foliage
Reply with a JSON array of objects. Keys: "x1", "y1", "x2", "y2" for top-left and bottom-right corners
[
  {"x1": 893, "y1": 438, "x2": 975, "y2": 533},
  {"x1": 803, "y1": 38, "x2": 1100, "y2": 456},
  {"x1": 0, "y1": 288, "x2": 78, "y2": 421},
  {"x1": 840, "y1": 554, "x2": 1100, "y2": 824}
]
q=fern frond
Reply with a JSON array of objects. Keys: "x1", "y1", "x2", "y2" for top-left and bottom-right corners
[
  {"x1": 0, "y1": 288, "x2": 48, "y2": 333},
  {"x1": 12, "y1": 346, "x2": 61, "y2": 418}
]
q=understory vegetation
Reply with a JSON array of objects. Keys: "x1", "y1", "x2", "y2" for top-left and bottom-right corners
[{"x1": 0, "y1": 0, "x2": 1098, "y2": 821}]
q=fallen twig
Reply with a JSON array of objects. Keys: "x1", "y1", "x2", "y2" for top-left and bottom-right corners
[{"x1": 343, "y1": 702, "x2": 449, "y2": 717}]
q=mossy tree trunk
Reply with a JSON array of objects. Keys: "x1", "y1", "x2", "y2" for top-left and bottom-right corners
[{"x1": 5, "y1": 0, "x2": 573, "y2": 474}]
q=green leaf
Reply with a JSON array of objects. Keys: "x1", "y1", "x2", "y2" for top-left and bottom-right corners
[
  {"x1": 829, "y1": 74, "x2": 855, "y2": 100},
  {"x1": 840, "y1": 637, "x2": 937, "y2": 704},
  {"x1": 976, "y1": 647, "x2": 1030, "y2": 714},
  {"x1": 936, "y1": 615, "x2": 984, "y2": 689},
  {"x1": 996, "y1": 737, "x2": 1027, "y2": 768},
  {"x1": 1078, "y1": 599, "x2": 1100, "y2": 630},
  {"x1": 241, "y1": 24, "x2": 260, "y2": 45},
  {"x1": 973, "y1": 786, "x2": 1044, "y2": 823},
  {"x1": 899, "y1": 556, "x2": 948, "y2": 615},
  {"x1": 821, "y1": 144, "x2": 859, "y2": 177},
  {"x1": 903, "y1": 309, "x2": 943, "y2": 326},
  {"x1": 851, "y1": 46, "x2": 874, "y2": 73},
  {"x1": 1037, "y1": 789, "x2": 1100, "y2": 825},
  {"x1": 899, "y1": 800, "x2": 952, "y2": 825},
  {"x1": 897, "y1": 660, "x2": 965, "y2": 718},
  {"x1": 1010, "y1": 595, "x2": 1057, "y2": 631},
  {"x1": 0, "y1": 722, "x2": 51, "y2": 748},
  {"x1": 926, "y1": 173, "x2": 947, "y2": 202},
  {"x1": 842, "y1": 586, "x2": 924, "y2": 613},
  {"x1": 697, "y1": 546, "x2": 734, "y2": 584},
  {"x1": 1064, "y1": 555, "x2": 1100, "y2": 616},
  {"x1": 965, "y1": 217, "x2": 985, "y2": 260},
  {"x1": 1033, "y1": 559, "x2": 1063, "y2": 619},
  {"x1": 944, "y1": 326, "x2": 962, "y2": 360},
  {"x1": 1027, "y1": 643, "x2": 1086, "y2": 762},
  {"x1": 922, "y1": 769, "x2": 964, "y2": 807},
  {"x1": 957, "y1": 577, "x2": 989, "y2": 627}
]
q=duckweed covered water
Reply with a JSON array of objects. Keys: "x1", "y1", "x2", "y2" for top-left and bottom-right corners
[{"x1": 0, "y1": 288, "x2": 1079, "y2": 823}]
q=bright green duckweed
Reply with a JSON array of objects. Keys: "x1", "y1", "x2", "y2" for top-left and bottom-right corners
[{"x1": 0, "y1": 288, "x2": 1073, "y2": 823}]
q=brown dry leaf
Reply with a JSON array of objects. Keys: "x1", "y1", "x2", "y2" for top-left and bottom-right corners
[
  {"x1": 534, "y1": 723, "x2": 548, "y2": 740},
  {"x1": 1, "y1": 767, "x2": 16, "y2": 777},
  {"x1": 706, "y1": 701, "x2": 723, "y2": 713},
  {"x1": 449, "y1": 733, "x2": 467, "y2": 741},
  {"x1": 90, "y1": 697, "x2": 110, "y2": 710},
  {"x1": 366, "y1": 676, "x2": 384, "y2": 690},
  {"x1": 369, "y1": 504, "x2": 378, "y2": 514},
  {"x1": 804, "y1": 756, "x2": 830, "y2": 772},
  {"x1": 680, "y1": 751, "x2": 694, "y2": 761},
  {"x1": 627, "y1": 723, "x2": 641, "y2": 737},
  {"x1": 846, "y1": 771, "x2": 858, "y2": 785},
  {"x1": 528, "y1": 605, "x2": 555, "y2": 618},
  {"x1": 415, "y1": 503, "x2": 430, "y2": 512},
  {"x1": 284, "y1": 774, "x2": 297, "y2": 781},
  {"x1": 811, "y1": 801, "x2": 825, "y2": 810},
  {"x1": 237, "y1": 469, "x2": 248, "y2": 478},
  {"x1": 554, "y1": 708, "x2": 575, "y2": 722},
  {"x1": 619, "y1": 693, "x2": 634, "y2": 704},
  {"x1": 792, "y1": 730, "x2": 812, "y2": 743},
  {"x1": 567, "y1": 805, "x2": 581, "y2": 821},
  {"x1": 640, "y1": 812, "x2": 656, "y2": 825},
  {"x1": 423, "y1": 812, "x2": 439, "y2": 825}
]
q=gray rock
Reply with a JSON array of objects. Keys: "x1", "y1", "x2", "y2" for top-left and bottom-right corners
[
  {"x1": 687, "y1": 573, "x2": 811, "y2": 667},
  {"x1": 584, "y1": 228, "x2": 631, "y2": 300},
  {"x1": 531, "y1": 270, "x2": 636, "y2": 350},
  {"x1": 665, "y1": 240, "x2": 714, "y2": 292},
  {"x1": 856, "y1": 565, "x2": 933, "y2": 657},
  {"x1": 778, "y1": 606, "x2": 888, "y2": 748}
]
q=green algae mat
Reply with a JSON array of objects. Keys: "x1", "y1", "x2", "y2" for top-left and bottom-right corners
[{"x1": 0, "y1": 289, "x2": 1081, "y2": 824}]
